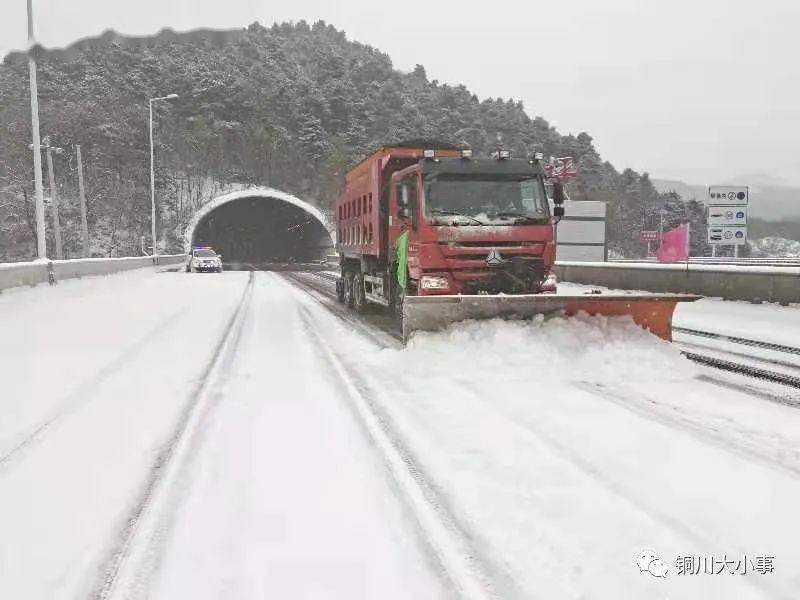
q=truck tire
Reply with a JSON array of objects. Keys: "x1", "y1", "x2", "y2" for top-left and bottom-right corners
[
  {"x1": 335, "y1": 277, "x2": 345, "y2": 303},
  {"x1": 343, "y1": 271, "x2": 355, "y2": 308},
  {"x1": 353, "y1": 272, "x2": 367, "y2": 314}
]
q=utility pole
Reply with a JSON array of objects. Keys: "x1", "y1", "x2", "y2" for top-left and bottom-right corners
[
  {"x1": 27, "y1": 0, "x2": 46, "y2": 259},
  {"x1": 76, "y1": 144, "x2": 89, "y2": 257},
  {"x1": 148, "y1": 93, "x2": 179, "y2": 264},
  {"x1": 149, "y1": 100, "x2": 156, "y2": 263},
  {"x1": 686, "y1": 221, "x2": 691, "y2": 260},
  {"x1": 43, "y1": 137, "x2": 64, "y2": 260}
]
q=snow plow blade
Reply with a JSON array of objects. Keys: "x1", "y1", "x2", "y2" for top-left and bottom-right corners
[{"x1": 402, "y1": 293, "x2": 701, "y2": 342}]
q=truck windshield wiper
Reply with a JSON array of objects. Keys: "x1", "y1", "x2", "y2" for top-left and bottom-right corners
[
  {"x1": 494, "y1": 212, "x2": 544, "y2": 223},
  {"x1": 429, "y1": 208, "x2": 484, "y2": 226}
]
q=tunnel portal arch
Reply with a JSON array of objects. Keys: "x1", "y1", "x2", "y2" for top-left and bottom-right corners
[{"x1": 184, "y1": 187, "x2": 336, "y2": 258}]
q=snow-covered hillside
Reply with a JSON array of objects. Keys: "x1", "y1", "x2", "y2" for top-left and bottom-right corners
[{"x1": 750, "y1": 236, "x2": 800, "y2": 257}]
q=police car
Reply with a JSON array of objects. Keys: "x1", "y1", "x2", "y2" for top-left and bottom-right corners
[{"x1": 186, "y1": 246, "x2": 223, "y2": 273}]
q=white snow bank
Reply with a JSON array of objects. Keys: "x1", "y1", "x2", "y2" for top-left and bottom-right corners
[
  {"x1": 311, "y1": 314, "x2": 800, "y2": 599},
  {"x1": 402, "y1": 313, "x2": 696, "y2": 386}
]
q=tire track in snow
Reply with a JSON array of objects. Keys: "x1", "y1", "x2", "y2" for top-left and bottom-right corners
[
  {"x1": 281, "y1": 270, "x2": 402, "y2": 348},
  {"x1": 0, "y1": 305, "x2": 187, "y2": 471},
  {"x1": 291, "y1": 299, "x2": 499, "y2": 600},
  {"x1": 696, "y1": 373, "x2": 800, "y2": 409},
  {"x1": 284, "y1": 271, "x2": 794, "y2": 598},
  {"x1": 463, "y1": 384, "x2": 791, "y2": 599},
  {"x1": 93, "y1": 272, "x2": 254, "y2": 600},
  {"x1": 573, "y1": 380, "x2": 800, "y2": 479}
]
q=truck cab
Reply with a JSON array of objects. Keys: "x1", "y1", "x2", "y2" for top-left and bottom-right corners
[
  {"x1": 334, "y1": 145, "x2": 560, "y2": 318},
  {"x1": 389, "y1": 153, "x2": 556, "y2": 296}
]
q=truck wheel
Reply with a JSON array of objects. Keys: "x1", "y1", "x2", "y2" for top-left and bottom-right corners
[
  {"x1": 335, "y1": 276, "x2": 345, "y2": 303},
  {"x1": 353, "y1": 272, "x2": 367, "y2": 314},
  {"x1": 343, "y1": 271, "x2": 355, "y2": 308}
]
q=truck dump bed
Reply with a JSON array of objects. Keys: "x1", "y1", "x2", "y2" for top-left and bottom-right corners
[{"x1": 335, "y1": 146, "x2": 461, "y2": 261}]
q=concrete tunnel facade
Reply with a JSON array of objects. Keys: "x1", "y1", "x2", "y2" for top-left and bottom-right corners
[{"x1": 184, "y1": 188, "x2": 335, "y2": 266}]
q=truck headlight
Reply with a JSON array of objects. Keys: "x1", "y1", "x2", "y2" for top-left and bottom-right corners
[{"x1": 420, "y1": 276, "x2": 449, "y2": 290}]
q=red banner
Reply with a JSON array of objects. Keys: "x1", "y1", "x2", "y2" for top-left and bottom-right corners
[{"x1": 656, "y1": 224, "x2": 690, "y2": 262}]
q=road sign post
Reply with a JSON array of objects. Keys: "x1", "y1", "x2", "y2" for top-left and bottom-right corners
[
  {"x1": 707, "y1": 186, "x2": 749, "y2": 254},
  {"x1": 640, "y1": 230, "x2": 658, "y2": 257}
]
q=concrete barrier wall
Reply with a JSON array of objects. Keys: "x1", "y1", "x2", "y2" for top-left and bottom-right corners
[
  {"x1": 0, "y1": 262, "x2": 51, "y2": 290},
  {"x1": 555, "y1": 261, "x2": 800, "y2": 304},
  {"x1": 0, "y1": 255, "x2": 186, "y2": 293}
]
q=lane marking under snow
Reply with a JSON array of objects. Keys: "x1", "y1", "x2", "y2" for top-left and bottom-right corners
[{"x1": 93, "y1": 272, "x2": 254, "y2": 600}]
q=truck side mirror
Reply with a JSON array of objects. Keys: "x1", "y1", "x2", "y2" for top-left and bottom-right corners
[
  {"x1": 552, "y1": 182, "x2": 566, "y2": 205},
  {"x1": 553, "y1": 206, "x2": 565, "y2": 218}
]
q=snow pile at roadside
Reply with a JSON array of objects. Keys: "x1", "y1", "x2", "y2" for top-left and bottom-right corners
[
  {"x1": 353, "y1": 314, "x2": 799, "y2": 599},
  {"x1": 398, "y1": 313, "x2": 697, "y2": 386}
]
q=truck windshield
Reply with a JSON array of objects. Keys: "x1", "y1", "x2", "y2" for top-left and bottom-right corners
[
  {"x1": 194, "y1": 249, "x2": 217, "y2": 257},
  {"x1": 424, "y1": 175, "x2": 549, "y2": 225}
]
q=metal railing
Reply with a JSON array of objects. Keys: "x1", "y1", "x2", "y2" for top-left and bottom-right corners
[
  {"x1": 610, "y1": 257, "x2": 800, "y2": 267},
  {"x1": 555, "y1": 260, "x2": 800, "y2": 304}
]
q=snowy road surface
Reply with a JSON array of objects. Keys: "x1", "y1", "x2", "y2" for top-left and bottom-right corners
[{"x1": 2, "y1": 269, "x2": 799, "y2": 599}]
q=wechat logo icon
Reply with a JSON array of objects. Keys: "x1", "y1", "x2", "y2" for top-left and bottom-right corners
[{"x1": 637, "y1": 550, "x2": 669, "y2": 578}]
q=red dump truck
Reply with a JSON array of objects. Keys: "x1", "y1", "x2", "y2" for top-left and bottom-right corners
[{"x1": 334, "y1": 143, "x2": 698, "y2": 340}]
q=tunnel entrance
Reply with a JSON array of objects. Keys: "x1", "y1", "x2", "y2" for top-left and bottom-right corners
[{"x1": 189, "y1": 193, "x2": 333, "y2": 268}]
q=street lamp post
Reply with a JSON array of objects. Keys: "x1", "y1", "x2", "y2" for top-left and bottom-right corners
[
  {"x1": 27, "y1": 0, "x2": 46, "y2": 259},
  {"x1": 148, "y1": 94, "x2": 178, "y2": 264}
]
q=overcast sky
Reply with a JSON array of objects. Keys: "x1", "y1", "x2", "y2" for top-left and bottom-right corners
[{"x1": 3, "y1": 0, "x2": 799, "y2": 185}]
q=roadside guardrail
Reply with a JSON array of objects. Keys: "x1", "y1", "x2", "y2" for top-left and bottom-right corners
[
  {"x1": 555, "y1": 260, "x2": 800, "y2": 305},
  {"x1": 610, "y1": 257, "x2": 800, "y2": 267},
  {"x1": 0, "y1": 255, "x2": 186, "y2": 293}
]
